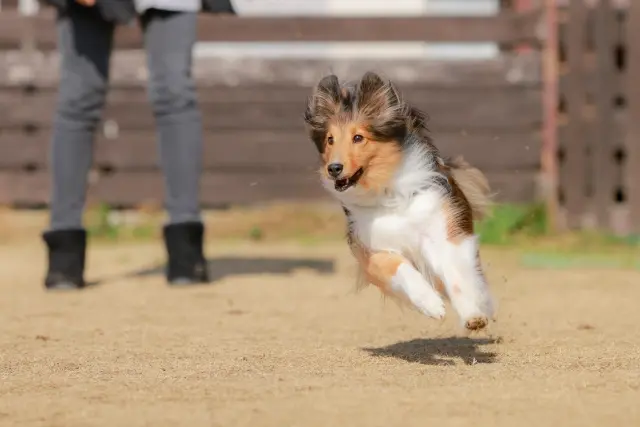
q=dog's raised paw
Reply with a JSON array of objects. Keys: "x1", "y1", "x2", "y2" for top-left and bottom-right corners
[
  {"x1": 413, "y1": 292, "x2": 446, "y2": 320},
  {"x1": 464, "y1": 316, "x2": 488, "y2": 331}
]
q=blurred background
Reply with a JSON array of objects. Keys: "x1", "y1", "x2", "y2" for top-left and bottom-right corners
[
  {"x1": 0, "y1": 0, "x2": 636, "y2": 248},
  {"x1": 0, "y1": 0, "x2": 637, "y2": 250},
  {"x1": 1, "y1": 2, "x2": 640, "y2": 426}
]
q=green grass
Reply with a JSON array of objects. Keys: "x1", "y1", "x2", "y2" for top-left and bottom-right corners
[
  {"x1": 476, "y1": 202, "x2": 640, "y2": 250},
  {"x1": 476, "y1": 203, "x2": 547, "y2": 245},
  {"x1": 474, "y1": 202, "x2": 640, "y2": 269},
  {"x1": 85, "y1": 203, "x2": 158, "y2": 242},
  {"x1": 519, "y1": 251, "x2": 640, "y2": 270}
]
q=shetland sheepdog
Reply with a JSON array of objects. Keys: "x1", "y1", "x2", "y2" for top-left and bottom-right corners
[{"x1": 303, "y1": 72, "x2": 496, "y2": 331}]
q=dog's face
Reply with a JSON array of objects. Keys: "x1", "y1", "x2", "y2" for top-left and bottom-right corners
[{"x1": 303, "y1": 72, "x2": 409, "y2": 194}]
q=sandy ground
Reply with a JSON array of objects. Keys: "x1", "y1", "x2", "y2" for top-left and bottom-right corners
[{"x1": 1, "y1": 237, "x2": 640, "y2": 427}]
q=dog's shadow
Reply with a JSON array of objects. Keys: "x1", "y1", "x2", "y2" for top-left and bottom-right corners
[
  {"x1": 363, "y1": 336, "x2": 498, "y2": 366},
  {"x1": 89, "y1": 256, "x2": 335, "y2": 287}
]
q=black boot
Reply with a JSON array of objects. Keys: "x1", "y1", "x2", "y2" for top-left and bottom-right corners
[
  {"x1": 163, "y1": 222, "x2": 210, "y2": 285},
  {"x1": 42, "y1": 229, "x2": 87, "y2": 290}
]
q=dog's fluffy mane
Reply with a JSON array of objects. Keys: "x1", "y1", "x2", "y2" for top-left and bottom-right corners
[{"x1": 303, "y1": 72, "x2": 492, "y2": 220}]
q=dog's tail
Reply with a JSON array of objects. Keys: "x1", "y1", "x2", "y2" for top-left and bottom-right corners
[{"x1": 445, "y1": 156, "x2": 493, "y2": 221}]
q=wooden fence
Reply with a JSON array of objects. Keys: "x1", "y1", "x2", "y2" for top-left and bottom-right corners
[
  {"x1": 0, "y1": 5, "x2": 545, "y2": 210},
  {"x1": 556, "y1": 0, "x2": 639, "y2": 234}
]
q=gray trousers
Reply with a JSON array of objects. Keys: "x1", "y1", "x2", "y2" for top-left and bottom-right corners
[{"x1": 49, "y1": 6, "x2": 203, "y2": 231}]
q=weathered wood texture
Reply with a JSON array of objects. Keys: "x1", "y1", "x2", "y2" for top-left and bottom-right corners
[
  {"x1": 0, "y1": 0, "x2": 19, "y2": 9},
  {"x1": 0, "y1": 86, "x2": 542, "y2": 131},
  {"x1": 0, "y1": 170, "x2": 538, "y2": 207},
  {"x1": 559, "y1": 0, "x2": 589, "y2": 228},
  {"x1": 0, "y1": 8, "x2": 543, "y2": 50},
  {"x1": 0, "y1": 54, "x2": 542, "y2": 208},
  {"x1": 541, "y1": 0, "x2": 560, "y2": 232},
  {"x1": 0, "y1": 7, "x2": 545, "y2": 209},
  {"x1": 556, "y1": 0, "x2": 638, "y2": 234},
  {"x1": 625, "y1": 0, "x2": 640, "y2": 232},
  {"x1": 0, "y1": 51, "x2": 542, "y2": 88}
]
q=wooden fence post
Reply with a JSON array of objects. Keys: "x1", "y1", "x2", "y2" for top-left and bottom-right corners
[
  {"x1": 626, "y1": 0, "x2": 640, "y2": 232},
  {"x1": 562, "y1": 0, "x2": 589, "y2": 229},
  {"x1": 592, "y1": 0, "x2": 617, "y2": 228},
  {"x1": 542, "y1": 0, "x2": 559, "y2": 232}
]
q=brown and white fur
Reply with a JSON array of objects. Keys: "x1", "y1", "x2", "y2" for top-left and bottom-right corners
[{"x1": 303, "y1": 72, "x2": 496, "y2": 331}]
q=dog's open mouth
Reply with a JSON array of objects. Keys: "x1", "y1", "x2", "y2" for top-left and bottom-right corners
[{"x1": 334, "y1": 168, "x2": 364, "y2": 192}]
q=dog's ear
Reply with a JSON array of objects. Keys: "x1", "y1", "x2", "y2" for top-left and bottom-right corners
[
  {"x1": 356, "y1": 72, "x2": 406, "y2": 140},
  {"x1": 356, "y1": 72, "x2": 401, "y2": 115},
  {"x1": 305, "y1": 74, "x2": 341, "y2": 120},
  {"x1": 304, "y1": 75, "x2": 341, "y2": 153}
]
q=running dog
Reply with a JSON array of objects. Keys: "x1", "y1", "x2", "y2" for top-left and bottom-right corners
[{"x1": 303, "y1": 72, "x2": 496, "y2": 331}]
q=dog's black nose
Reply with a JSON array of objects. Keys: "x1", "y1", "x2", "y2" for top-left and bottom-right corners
[{"x1": 327, "y1": 163, "x2": 344, "y2": 178}]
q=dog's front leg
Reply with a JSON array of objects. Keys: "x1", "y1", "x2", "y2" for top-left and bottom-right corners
[
  {"x1": 422, "y1": 233, "x2": 495, "y2": 331},
  {"x1": 360, "y1": 251, "x2": 445, "y2": 319}
]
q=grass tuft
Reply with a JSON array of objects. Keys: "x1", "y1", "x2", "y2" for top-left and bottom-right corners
[{"x1": 476, "y1": 203, "x2": 547, "y2": 245}]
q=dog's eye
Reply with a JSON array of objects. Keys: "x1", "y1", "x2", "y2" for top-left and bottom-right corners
[
  {"x1": 353, "y1": 134, "x2": 364, "y2": 143},
  {"x1": 327, "y1": 136, "x2": 334, "y2": 145}
]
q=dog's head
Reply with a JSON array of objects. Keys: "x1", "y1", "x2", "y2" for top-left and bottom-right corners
[{"x1": 304, "y1": 72, "x2": 422, "y2": 194}]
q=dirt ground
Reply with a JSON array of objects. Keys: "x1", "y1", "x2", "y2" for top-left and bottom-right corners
[{"x1": 1, "y1": 224, "x2": 640, "y2": 426}]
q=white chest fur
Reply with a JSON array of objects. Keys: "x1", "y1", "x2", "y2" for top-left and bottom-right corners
[
  {"x1": 348, "y1": 189, "x2": 446, "y2": 258},
  {"x1": 324, "y1": 141, "x2": 449, "y2": 267}
]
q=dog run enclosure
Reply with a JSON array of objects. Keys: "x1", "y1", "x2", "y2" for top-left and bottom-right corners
[
  {"x1": 0, "y1": 1, "x2": 638, "y2": 234},
  {"x1": 555, "y1": 0, "x2": 638, "y2": 234}
]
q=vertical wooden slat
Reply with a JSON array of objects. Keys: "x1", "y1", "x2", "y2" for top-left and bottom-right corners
[
  {"x1": 563, "y1": 0, "x2": 589, "y2": 228},
  {"x1": 592, "y1": 0, "x2": 617, "y2": 228},
  {"x1": 615, "y1": 0, "x2": 627, "y2": 91},
  {"x1": 612, "y1": 2, "x2": 627, "y2": 234},
  {"x1": 557, "y1": 4, "x2": 568, "y2": 229},
  {"x1": 542, "y1": 0, "x2": 559, "y2": 232},
  {"x1": 18, "y1": 0, "x2": 38, "y2": 52},
  {"x1": 513, "y1": 0, "x2": 535, "y2": 53},
  {"x1": 626, "y1": 0, "x2": 640, "y2": 232}
]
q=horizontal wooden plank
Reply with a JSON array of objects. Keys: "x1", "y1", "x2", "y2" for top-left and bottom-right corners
[
  {"x1": 0, "y1": 87, "x2": 541, "y2": 131},
  {"x1": 0, "y1": 9, "x2": 542, "y2": 50},
  {"x1": 0, "y1": 130, "x2": 319, "y2": 172},
  {"x1": 439, "y1": 132, "x2": 541, "y2": 171},
  {"x1": 0, "y1": 170, "x2": 329, "y2": 207},
  {"x1": 0, "y1": 129, "x2": 540, "y2": 172},
  {"x1": 0, "y1": 84, "x2": 542, "y2": 105},
  {"x1": 191, "y1": 12, "x2": 543, "y2": 44},
  {"x1": 0, "y1": 169, "x2": 539, "y2": 207},
  {"x1": 486, "y1": 170, "x2": 539, "y2": 203},
  {"x1": 0, "y1": 0, "x2": 19, "y2": 8},
  {"x1": 0, "y1": 51, "x2": 542, "y2": 88},
  {"x1": 556, "y1": 0, "x2": 629, "y2": 10}
]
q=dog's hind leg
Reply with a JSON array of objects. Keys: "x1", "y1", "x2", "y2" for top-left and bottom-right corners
[{"x1": 360, "y1": 251, "x2": 446, "y2": 319}]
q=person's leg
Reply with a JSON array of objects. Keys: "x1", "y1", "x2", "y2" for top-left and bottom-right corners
[
  {"x1": 140, "y1": 9, "x2": 209, "y2": 285},
  {"x1": 43, "y1": 5, "x2": 114, "y2": 289}
]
